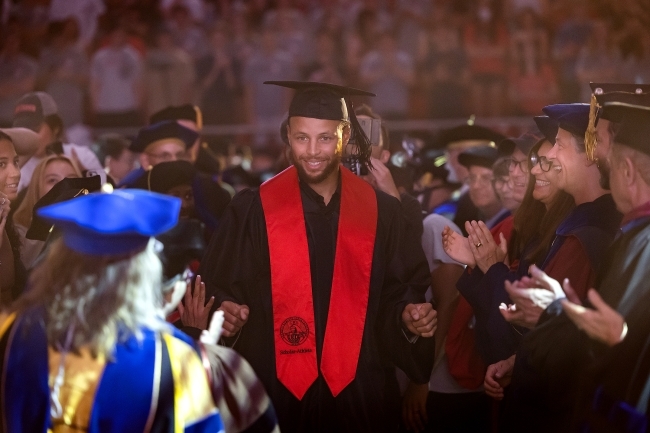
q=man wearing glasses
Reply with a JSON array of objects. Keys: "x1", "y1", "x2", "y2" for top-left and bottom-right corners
[
  {"x1": 457, "y1": 145, "x2": 510, "y2": 230},
  {"x1": 118, "y1": 120, "x2": 198, "y2": 187}
]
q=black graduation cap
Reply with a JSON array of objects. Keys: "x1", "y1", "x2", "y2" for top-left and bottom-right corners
[
  {"x1": 265, "y1": 80, "x2": 376, "y2": 168},
  {"x1": 131, "y1": 160, "x2": 197, "y2": 193},
  {"x1": 149, "y1": 104, "x2": 202, "y2": 128},
  {"x1": 130, "y1": 121, "x2": 199, "y2": 153},
  {"x1": 264, "y1": 81, "x2": 375, "y2": 121},
  {"x1": 586, "y1": 83, "x2": 650, "y2": 161},
  {"x1": 533, "y1": 116, "x2": 559, "y2": 144},
  {"x1": 26, "y1": 175, "x2": 102, "y2": 241},
  {"x1": 437, "y1": 124, "x2": 506, "y2": 149},
  {"x1": 600, "y1": 94, "x2": 650, "y2": 156},
  {"x1": 458, "y1": 145, "x2": 500, "y2": 169}
]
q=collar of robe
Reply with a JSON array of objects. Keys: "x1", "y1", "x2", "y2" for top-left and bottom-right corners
[{"x1": 259, "y1": 165, "x2": 378, "y2": 400}]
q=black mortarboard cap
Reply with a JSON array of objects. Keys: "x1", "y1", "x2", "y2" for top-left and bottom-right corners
[
  {"x1": 458, "y1": 145, "x2": 500, "y2": 169},
  {"x1": 264, "y1": 81, "x2": 375, "y2": 121},
  {"x1": 533, "y1": 116, "x2": 558, "y2": 144},
  {"x1": 26, "y1": 175, "x2": 102, "y2": 241},
  {"x1": 149, "y1": 104, "x2": 201, "y2": 127},
  {"x1": 130, "y1": 121, "x2": 198, "y2": 153},
  {"x1": 498, "y1": 133, "x2": 539, "y2": 157},
  {"x1": 132, "y1": 160, "x2": 197, "y2": 193},
  {"x1": 437, "y1": 124, "x2": 506, "y2": 149},
  {"x1": 600, "y1": 96, "x2": 650, "y2": 156},
  {"x1": 586, "y1": 83, "x2": 650, "y2": 161}
]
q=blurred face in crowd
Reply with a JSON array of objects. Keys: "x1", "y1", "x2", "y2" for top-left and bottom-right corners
[
  {"x1": 35, "y1": 123, "x2": 58, "y2": 158},
  {"x1": 141, "y1": 140, "x2": 186, "y2": 169},
  {"x1": 39, "y1": 159, "x2": 78, "y2": 198},
  {"x1": 493, "y1": 174, "x2": 519, "y2": 212},
  {"x1": 545, "y1": 128, "x2": 587, "y2": 197},
  {"x1": 508, "y1": 147, "x2": 529, "y2": 203},
  {"x1": 167, "y1": 184, "x2": 195, "y2": 219},
  {"x1": 530, "y1": 141, "x2": 558, "y2": 207},
  {"x1": 287, "y1": 116, "x2": 347, "y2": 185},
  {"x1": 0, "y1": 138, "x2": 21, "y2": 201},
  {"x1": 467, "y1": 165, "x2": 500, "y2": 211},
  {"x1": 107, "y1": 149, "x2": 136, "y2": 183}
]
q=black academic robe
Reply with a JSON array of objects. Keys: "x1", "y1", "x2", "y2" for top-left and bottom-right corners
[
  {"x1": 499, "y1": 194, "x2": 622, "y2": 433},
  {"x1": 200, "y1": 180, "x2": 433, "y2": 433},
  {"x1": 571, "y1": 217, "x2": 650, "y2": 432}
]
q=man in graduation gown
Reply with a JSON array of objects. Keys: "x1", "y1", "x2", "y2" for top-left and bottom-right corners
[
  {"x1": 200, "y1": 81, "x2": 437, "y2": 433},
  {"x1": 559, "y1": 92, "x2": 650, "y2": 432}
]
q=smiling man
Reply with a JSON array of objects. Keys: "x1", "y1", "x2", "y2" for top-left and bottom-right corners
[{"x1": 199, "y1": 81, "x2": 436, "y2": 432}]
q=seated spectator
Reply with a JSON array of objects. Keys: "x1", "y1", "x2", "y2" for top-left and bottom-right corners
[
  {"x1": 144, "y1": 26, "x2": 195, "y2": 119},
  {"x1": 575, "y1": 20, "x2": 625, "y2": 102},
  {"x1": 418, "y1": 5, "x2": 470, "y2": 118},
  {"x1": 12, "y1": 155, "x2": 81, "y2": 268},
  {"x1": 345, "y1": 8, "x2": 381, "y2": 86},
  {"x1": 166, "y1": 4, "x2": 208, "y2": 62},
  {"x1": 90, "y1": 23, "x2": 144, "y2": 127},
  {"x1": 197, "y1": 25, "x2": 241, "y2": 126},
  {"x1": 0, "y1": 30, "x2": 37, "y2": 127},
  {"x1": 463, "y1": 0, "x2": 510, "y2": 116},
  {"x1": 12, "y1": 92, "x2": 105, "y2": 191},
  {"x1": 508, "y1": 8, "x2": 558, "y2": 114},
  {"x1": 359, "y1": 32, "x2": 415, "y2": 119},
  {"x1": 36, "y1": 19, "x2": 88, "y2": 127},
  {"x1": 303, "y1": 32, "x2": 345, "y2": 85}
]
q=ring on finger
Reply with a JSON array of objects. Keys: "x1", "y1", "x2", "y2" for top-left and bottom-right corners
[{"x1": 475, "y1": 242, "x2": 483, "y2": 248}]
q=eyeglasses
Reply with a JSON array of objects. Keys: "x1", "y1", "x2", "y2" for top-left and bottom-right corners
[
  {"x1": 507, "y1": 157, "x2": 530, "y2": 173},
  {"x1": 529, "y1": 153, "x2": 553, "y2": 172},
  {"x1": 465, "y1": 174, "x2": 494, "y2": 186},
  {"x1": 493, "y1": 176, "x2": 510, "y2": 189}
]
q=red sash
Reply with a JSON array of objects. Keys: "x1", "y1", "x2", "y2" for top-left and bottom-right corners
[{"x1": 259, "y1": 165, "x2": 377, "y2": 400}]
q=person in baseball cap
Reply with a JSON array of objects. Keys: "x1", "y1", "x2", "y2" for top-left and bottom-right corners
[{"x1": 12, "y1": 92, "x2": 106, "y2": 191}]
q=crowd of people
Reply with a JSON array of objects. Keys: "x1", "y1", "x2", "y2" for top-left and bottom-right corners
[
  {"x1": 2, "y1": 1, "x2": 650, "y2": 433},
  {"x1": 1, "y1": 0, "x2": 650, "y2": 134}
]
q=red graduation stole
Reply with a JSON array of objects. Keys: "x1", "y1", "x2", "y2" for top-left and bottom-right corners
[{"x1": 259, "y1": 165, "x2": 378, "y2": 400}]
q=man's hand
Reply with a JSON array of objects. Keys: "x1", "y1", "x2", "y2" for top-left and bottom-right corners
[
  {"x1": 177, "y1": 275, "x2": 215, "y2": 330},
  {"x1": 218, "y1": 300, "x2": 250, "y2": 337},
  {"x1": 442, "y1": 225, "x2": 475, "y2": 267},
  {"x1": 365, "y1": 157, "x2": 401, "y2": 200},
  {"x1": 484, "y1": 355, "x2": 515, "y2": 400},
  {"x1": 499, "y1": 265, "x2": 580, "y2": 329},
  {"x1": 402, "y1": 382, "x2": 429, "y2": 432},
  {"x1": 402, "y1": 303, "x2": 437, "y2": 337},
  {"x1": 562, "y1": 289, "x2": 626, "y2": 347}
]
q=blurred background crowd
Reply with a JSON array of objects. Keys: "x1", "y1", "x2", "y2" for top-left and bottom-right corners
[{"x1": 0, "y1": 0, "x2": 649, "y2": 178}]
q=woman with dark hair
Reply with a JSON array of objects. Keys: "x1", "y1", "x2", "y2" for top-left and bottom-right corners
[
  {"x1": 442, "y1": 137, "x2": 575, "y2": 365},
  {"x1": 0, "y1": 131, "x2": 26, "y2": 305}
]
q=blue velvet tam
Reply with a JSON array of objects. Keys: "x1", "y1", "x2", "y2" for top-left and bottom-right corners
[
  {"x1": 542, "y1": 103, "x2": 590, "y2": 138},
  {"x1": 129, "y1": 120, "x2": 198, "y2": 153},
  {"x1": 458, "y1": 145, "x2": 500, "y2": 169},
  {"x1": 533, "y1": 116, "x2": 559, "y2": 144},
  {"x1": 37, "y1": 189, "x2": 181, "y2": 255}
]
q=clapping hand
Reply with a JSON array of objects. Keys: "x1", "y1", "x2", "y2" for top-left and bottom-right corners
[
  {"x1": 562, "y1": 289, "x2": 626, "y2": 347},
  {"x1": 402, "y1": 303, "x2": 437, "y2": 337}
]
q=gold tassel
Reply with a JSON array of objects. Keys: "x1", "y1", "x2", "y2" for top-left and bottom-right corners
[
  {"x1": 585, "y1": 94, "x2": 599, "y2": 161},
  {"x1": 193, "y1": 105, "x2": 203, "y2": 130}
]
